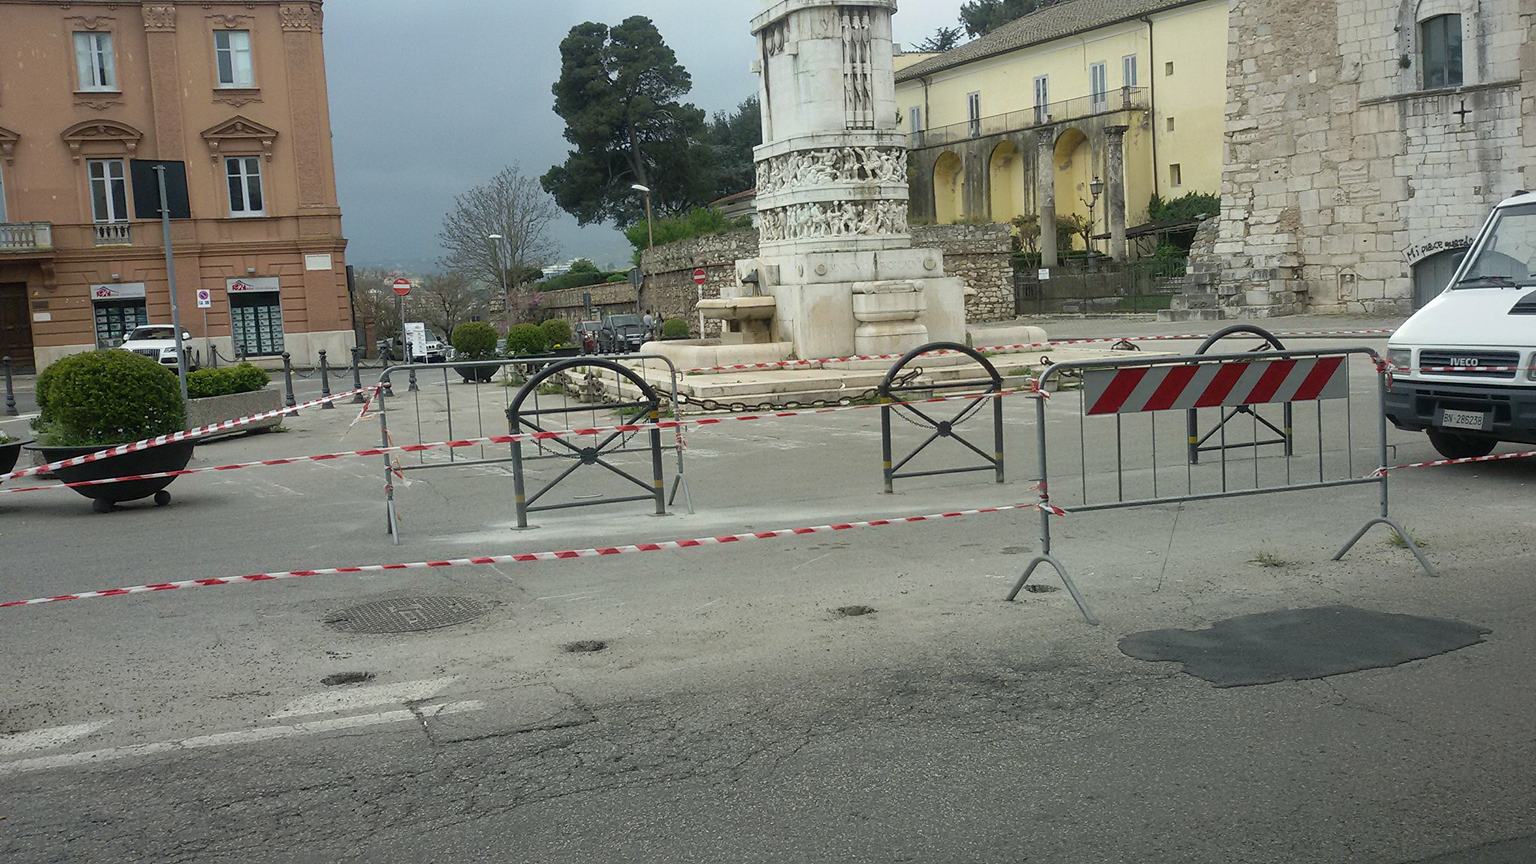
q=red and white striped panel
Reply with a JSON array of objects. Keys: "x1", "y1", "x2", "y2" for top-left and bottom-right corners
[{"x1": 1083, "y1": 356, "x2": 1348, "y2": 416}]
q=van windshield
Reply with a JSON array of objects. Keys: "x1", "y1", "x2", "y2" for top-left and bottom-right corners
[{"x1": 1456, "y1": 203, "x2": 1536, "y2": 288}]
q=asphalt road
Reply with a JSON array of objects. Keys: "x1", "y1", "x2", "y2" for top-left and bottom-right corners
[{"x1": 5, "y1": 315, "x2": 1536, "y2": 863}]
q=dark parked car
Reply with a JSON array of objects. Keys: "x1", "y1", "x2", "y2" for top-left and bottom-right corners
[{"x1": 599, "y1": 314, "x2": 648, "y2": 354}]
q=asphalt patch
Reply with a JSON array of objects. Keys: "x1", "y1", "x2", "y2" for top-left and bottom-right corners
[
  {"x1": 562, "y1": 640, "x2": 607, "y2": 653},
  {"x1": 1118, "y1": 605, "x2": 1489, "y2": 687},
  {"x1": 320, "y1": 671, "x2": 375, "y2": 687},
  {"x1": 834, "y1": 605, "x2": 876, "y2": 617}
]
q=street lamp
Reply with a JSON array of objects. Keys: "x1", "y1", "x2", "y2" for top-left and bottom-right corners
[
  {"x1": 487, "y1": 233, "x2": 510, "y2": 334},
  {"x1": 631, "y1": 183, "x2": 654, "y2": 249},
  {"x1": 1084, "y1": 176, "x2": 1105, "y2": 258}
]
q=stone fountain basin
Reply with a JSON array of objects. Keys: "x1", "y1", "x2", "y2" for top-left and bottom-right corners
[{"x1": 697, "y1": 296, "x2": 777, "y2": 321}]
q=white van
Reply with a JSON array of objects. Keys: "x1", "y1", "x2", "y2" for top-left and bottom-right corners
[{"x1": 1385, "y1": 191, "x2": 1536, "y2": 459}]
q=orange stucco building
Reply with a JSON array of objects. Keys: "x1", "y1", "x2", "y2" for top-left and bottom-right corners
[{"x1": 0, "y1": 0, "x2": 352, "y2": 370}]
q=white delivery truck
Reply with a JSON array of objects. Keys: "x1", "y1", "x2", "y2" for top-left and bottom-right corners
[{"x1": 1384, "y1": 191, "x2": 1536, "y2": 459}]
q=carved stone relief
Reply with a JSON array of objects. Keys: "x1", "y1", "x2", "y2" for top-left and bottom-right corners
[
  {"x1": 756, "y1": 146, "x2": 907, "y2": 196},
  {"x1": 142, "y1": 4, "x2": 177, "y2": 31},
  {"x1": 841, "y1": 8, "x2": 874, "y2": 130},
  {"x1": 759, "y1": 199, "x2": 908, "y2": 243}
]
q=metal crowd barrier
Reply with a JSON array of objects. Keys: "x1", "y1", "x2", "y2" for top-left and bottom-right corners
[
  {"x1": 1009, "y1": 346, "x2": 1434, "y2": 625},
  {"x1": 879, "y1": 342, "x2": 1006, "y2": 493},
  {"x1": 376, "y1": 352, "x2": 691, "y2": 543}
]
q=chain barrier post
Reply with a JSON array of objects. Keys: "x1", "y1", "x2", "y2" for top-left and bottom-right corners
[
  {"x1": 407, "y1": 363, "x2": 418, "y2": 393},
  {"x1": 2, "y1": 356, "x2": 16, "y2": 417},
  {"x1": 351, "y1": 346, "x2": 365, "y2": 403},
  {"x1": 880, "y1": 393, "x2": 894, "y2": 493},
  {"x1": 281, "y1": 352, "x2": 297, "y2": 412},
  {"x1": 318, "y1": 349, "x2": 334, "y2": 408}
]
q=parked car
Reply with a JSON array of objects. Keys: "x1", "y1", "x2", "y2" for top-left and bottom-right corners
[
  {"x1": 414, "y1": 340, "x2": 451, "y2": 364},
  {"x1": 576, "y1": 320, "x2": 602, "y2": 354},
  {"x1": 119, "y1": 324, "x2": 198, "y2": 370},
  {"x1": 599, "y1": 314, "x2": 648, "y2": 354},
  {"x1": 1385, "y1": 190, "x2": 1536, "y2": 459}
]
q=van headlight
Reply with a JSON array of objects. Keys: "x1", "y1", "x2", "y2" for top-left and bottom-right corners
[{"x1": 1386, "y1": 348, "x2": 1411, "y2": 372}]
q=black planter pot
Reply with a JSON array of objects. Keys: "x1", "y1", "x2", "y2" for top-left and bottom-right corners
[
  {"x1": 0, "y1": 439, "x2": 29, "y2": 479},
  {"x1": 27, "y1": 440, "x2": 196, "y2": 512},
  {"x1": 454, "y1": 363, "x2": 499, "y2": 383}
]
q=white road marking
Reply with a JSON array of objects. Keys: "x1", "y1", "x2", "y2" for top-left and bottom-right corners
[
  {"x1": 0, "y1": 721, "x2": 112, "y2": 756},
  {"x1": 0, "y1": 701, "x2": 482, "y2": 778},
  {"x1": 268, "y1": 677, "x2": 457, "y2": 720}
]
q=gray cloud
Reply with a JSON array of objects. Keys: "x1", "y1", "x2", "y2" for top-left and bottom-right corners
[{"x1": 324, "y1": 0, "x2": 962, "y2": 274}]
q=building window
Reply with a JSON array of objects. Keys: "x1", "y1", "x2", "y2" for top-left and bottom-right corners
[
  {"x1": 1420, "y1": 14, "x2": 1463, "y2": 89},
  {"x1": 1033, "y1": 75, "x2": 1049, "y2": 123},
  {"x1": 226, "y1": 157, "x2": 265, "y2": 216},
  {"x1": 909, "y1": 106, "x2": 923, "y2": 132},
  {"x1": 88, "y1": 159, "x2": 129, "y2": 223},
  {"x1": 73, "y1": 31, "x2": 117, "y2": 91},
  {"x1": 215, "y1": 30, "x2": 255, "y2": 87},
  {"x1": 1090, "y1": 61, "x2": 1108, "y2": 111},
  {"x1": 1169, "y1": 163, "x2": 1183, "y2": 187},
  {"x1": 967, "y1": 91, "x2": 981, "y2": 137},
  {"x1": 94, "y1": 300, "x2": 148, "y2": 348},
  {"x1": 1123, "y1": 54, "x2": 1138, "y2": 87},
  {"x1": 1167, "y1": 116, "x2": 1176, "y2": 132},
  {"x1": 231, "y1": 292, "x2": 284, "y2": 356},
  {"x1": 1165, "y1": 60, "x2": 1175, "y2": 76}
]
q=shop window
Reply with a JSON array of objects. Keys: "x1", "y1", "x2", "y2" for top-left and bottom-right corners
[
  {"x1": 94, "y1": 299, "x2": 148, "y2": 347},
  {"x1": 231, "y1": 291, "x2": 284, "y2": 356}
]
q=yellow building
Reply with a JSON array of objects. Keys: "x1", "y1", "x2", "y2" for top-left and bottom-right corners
[{"x1": 896, "y1": 0, "x2": 1227, "y2": 266}]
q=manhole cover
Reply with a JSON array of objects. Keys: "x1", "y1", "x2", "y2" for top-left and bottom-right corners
[{"x1": 324, "y1": 596, "x2": 491, "y2": 634}]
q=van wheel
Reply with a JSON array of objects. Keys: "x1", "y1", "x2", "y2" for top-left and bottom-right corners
[{"x1": 1427, "y1": 429, "x2": 1498, "y2": 460}]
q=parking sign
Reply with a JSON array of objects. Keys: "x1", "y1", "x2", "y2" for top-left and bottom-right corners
[{"x1": 196, "y1": 289, "x2": 212, "y2": 309}]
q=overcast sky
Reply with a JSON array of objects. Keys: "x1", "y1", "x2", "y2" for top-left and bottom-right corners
[{"x1": 324, "y1": 0, "x2": 961, "y2": 274}]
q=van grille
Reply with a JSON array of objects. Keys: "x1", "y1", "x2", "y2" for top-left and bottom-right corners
[{"x1": 1419, "y1": 350, "x2": 1521, "y2": 379}]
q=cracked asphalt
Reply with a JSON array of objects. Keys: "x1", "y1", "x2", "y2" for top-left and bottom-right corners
[{"x1": 5, "y1": 318, "x2": 1536, "y2": 863}]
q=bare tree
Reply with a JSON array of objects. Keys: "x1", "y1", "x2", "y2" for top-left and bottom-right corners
[
  {"x1": 352, "y1": 267, "x2": 402, "y2": 345},
  {"x1": 438, "y1": 165, "x2": 561, "y2": 302},
  {"x1": 412, "y1": 271, "x2": 487, "y2": 339}
]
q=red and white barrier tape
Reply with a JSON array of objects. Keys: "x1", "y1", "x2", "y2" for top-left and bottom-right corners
[
  {"x1": 0, "y1": 500, "x2": 1066, "y2": 609},
  {"x1": 0, "y1": 387, "x2": 1040, "y2": 494},
  {"x1": 0, "y1": 384, "x2": 379, "y2": 485},
  {"x1": 678, "y1": 329, "x2": 1397, "y2": 375},
  {"x1": 1374, "y1": 449, "x2": 1536, "y2": 476}
]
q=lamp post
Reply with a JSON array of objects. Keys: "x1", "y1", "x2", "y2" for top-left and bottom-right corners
[
  {"x1": 487, "y1": 233, "x2": 510, "y2": 334},
  {"x1": 1083, "y1": 175, "x2": 1105, "y2": 258},
  {"x1": 631, "y1": 183, "x2": 654, "y2": 250}
]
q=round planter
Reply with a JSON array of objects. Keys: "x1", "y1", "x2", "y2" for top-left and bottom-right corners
[
  {"x1": 455, "y1": 363, "x2": 499, "y2": 383},
  {"x1": 27, "y1": 440, "x2": 196, "y2": 511},
  {"x1": 0, "y1": 439, "x2": 30, "y2": 479}
]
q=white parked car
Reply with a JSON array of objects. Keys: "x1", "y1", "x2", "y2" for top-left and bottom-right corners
[
  {"x1": 119, "y1": 324, "x2": 198, "y2": 370},
  {"x1": 1385, "y1": 190, "x2": 1536, "y2": 459}
]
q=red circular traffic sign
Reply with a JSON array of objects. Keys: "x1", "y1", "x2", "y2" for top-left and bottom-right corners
[
  {"x1": 392, "y1": 277, "x2": 412, "y2": 298},
  {"x1": 691, "y1": 268, "x2": 707, "y2": 286}
]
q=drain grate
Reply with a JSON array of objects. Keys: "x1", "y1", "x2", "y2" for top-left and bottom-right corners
[{"x1": 323, "y1": 596, "x2": 491, "y2": 634}]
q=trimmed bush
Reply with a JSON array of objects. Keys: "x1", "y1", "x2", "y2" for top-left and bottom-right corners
[
  {"x1": 34, "y1": 350, "x2": 186, "y2": 447},
  {"x1": 661, "y1": 318, "x2": 691, "y2": 340},
  {"x1": 451, "y1": 321, "x2": 499, "y2": 360},
  {"x1": 539, "y1": 319, "x2": 572, "y2": 348},
  {"x1": 186, "y1": 363, "x2": 270, "y2": 399},
  {"x1": 504, "y1": 323, "x2": 547, "y2": 357}
]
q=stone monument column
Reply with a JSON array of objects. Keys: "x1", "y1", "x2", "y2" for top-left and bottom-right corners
[
  {"x1": 1035, "y1": 131, "x2": 1058, "y2": 269},
  {"x1": 1105, "y1": 125, "x2": 1128, "y2": 262},
  {"x1": 739, "y1": 0, "x2": 967, "y2": 359}
]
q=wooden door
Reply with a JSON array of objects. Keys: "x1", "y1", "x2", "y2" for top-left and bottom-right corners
[{"x1": 0, "y1": 283, "x2": 34, "y2": 369}]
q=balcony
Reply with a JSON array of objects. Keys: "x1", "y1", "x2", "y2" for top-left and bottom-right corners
[
  {"x1": 911, "y1": 87, "x2": 1149, "y2": 150},
  {"x1": 0, "y1": 221, "x2": 54, "y2": 254},
  {"x1": 93, "y1": 222, "x2": 132, "y2": 246}
]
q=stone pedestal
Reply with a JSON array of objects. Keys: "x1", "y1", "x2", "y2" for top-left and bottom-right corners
[{"x1": 734, "y1": 0, "x2": 967, "y2": 361}]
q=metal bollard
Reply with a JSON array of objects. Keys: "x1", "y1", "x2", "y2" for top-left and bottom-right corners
[
  {"x1": 281, "y1": 352, "x2": 297, "y2": 410},
  {"x1": 350, "y1": 346, "x2": 365, "y2": 403},
  {"x1": 407, "y1": 364, "x2": 418, "y2": 393},
  {"x1": 3, "y1": 356, "x2": 16, "y2": 416},
  {"x1": 318, "y1": 349, "x2": 334, "y2": 408}
]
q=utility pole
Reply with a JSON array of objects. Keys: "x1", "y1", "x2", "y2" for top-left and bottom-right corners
[{"x1": 155, "y1": 165, "x2": 189, "y2": 400}]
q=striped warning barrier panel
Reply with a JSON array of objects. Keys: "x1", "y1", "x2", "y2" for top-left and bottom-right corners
[{"x1": 1004, "y1": 346, "x2": 1434, "y2": 625}]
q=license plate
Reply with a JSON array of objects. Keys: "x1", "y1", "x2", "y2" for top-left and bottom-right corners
[{"x1": 1440, "y1": 409, "x2": 1488, "y2": 431}]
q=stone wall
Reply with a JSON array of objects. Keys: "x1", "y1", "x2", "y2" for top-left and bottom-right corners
[
  {"x1": 1212, "y1": 0, "x2": 1535, "y2": 315},
  {"x1": 637, "y1": 224, "x2": 1015, "y2": 330},
  {"x1": 533, "y1": 281, "x2": 639, "y2": 324}
]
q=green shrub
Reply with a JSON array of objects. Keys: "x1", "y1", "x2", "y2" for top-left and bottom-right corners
[
  {"x1": 451, "y1": 321, "x2": 499, "y2": 359},
  {"x1": 504, "y1": 323, "x2": 547, "y2": 357},
  {"x1": 34, "y1": 350, "x2": 186, "y2": 447},
  {"x1": 539, "y1": 319, "x2": 572, "y2": 348},
  {"x1": 1147, "y1": 191, "x2": 1220, "y2": 224},
  {"x1": 186, "y1": 363, "x2": 270, "y2": 399},
  {"x1": 623, "y1": 207, "x2": 752, "y2": 263},
  {"x1": 605, "y1": 273, "x2": 629, "y2": 283},
  {"x1": 661, "y1": 318, "x2": 691, "y2": 340}
]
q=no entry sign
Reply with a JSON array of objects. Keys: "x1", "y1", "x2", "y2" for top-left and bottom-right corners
[
  {"x1": 691, "y1": 268, "x2": 707, "y2": 286},
  {"x1": 392, "y1": 278, "x2": 412, "y2": 298}
]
